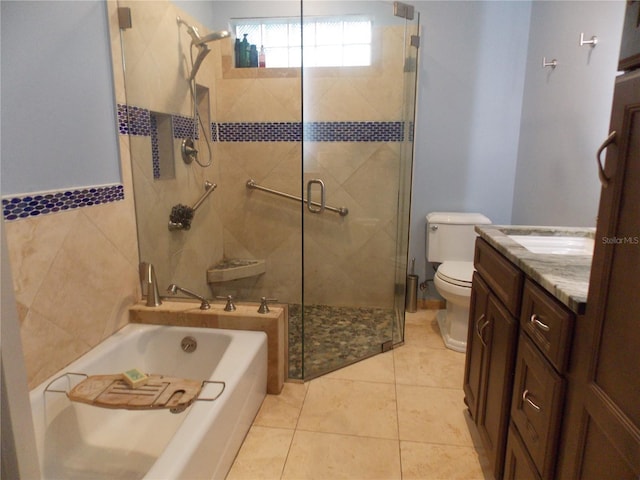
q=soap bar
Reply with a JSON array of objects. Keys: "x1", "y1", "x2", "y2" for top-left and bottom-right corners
[{"x1": 121, "y1": 368, "x2": 148, "y2": 388}]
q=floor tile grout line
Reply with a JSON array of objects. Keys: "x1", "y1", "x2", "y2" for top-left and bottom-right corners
[
  {"x1": 392, "y1": 340, "x2": 405, "y2": 479},
  {"x1": 291, "y1": 427, "x2": 400, "y2": 442},
  {"x1": 316, "y1": 376, "x2": 396, "y2": 386},
  {"x1": 279, "y1": 379, "x2": 311, "y2": 479}
]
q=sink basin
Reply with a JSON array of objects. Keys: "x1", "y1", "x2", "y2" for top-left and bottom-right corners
[{"x1": 508, "y1": 235, "x2": 594, "y2": 255}]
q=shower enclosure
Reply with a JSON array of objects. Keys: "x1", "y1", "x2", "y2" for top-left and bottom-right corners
[{"x1": 118, "y1": 0, "x2": 419, "y2": 380}]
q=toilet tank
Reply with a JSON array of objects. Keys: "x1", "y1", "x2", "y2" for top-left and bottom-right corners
[{"x1": 426, "y1": 212, "x2": 491, "y2": 263}]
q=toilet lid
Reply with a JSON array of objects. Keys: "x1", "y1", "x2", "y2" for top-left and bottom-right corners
[{"x1": 437, "y1": 261, "x2": 474, "y2": 287}]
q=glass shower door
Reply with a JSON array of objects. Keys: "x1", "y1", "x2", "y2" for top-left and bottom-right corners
[{"x1": 299, "y1": 1, "x2": 420, "y2": 379}]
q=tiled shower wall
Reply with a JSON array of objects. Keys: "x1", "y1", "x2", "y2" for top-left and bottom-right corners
[
  {"x1": 122, "y1": 0, "x2": 410, "y2": 308},
  {"x1": 119, "y1": 0, "x2": 225, "y2": 296},
  {"x1": 215, "y1": 21, "x2": 409, "y2": 308},
  {"x1": 3, "y1": 3, "x2": 140, "y2": 389}
]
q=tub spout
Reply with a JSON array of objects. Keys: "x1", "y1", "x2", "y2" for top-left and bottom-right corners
[
  {"x1": 140, "y1": 262, "x2": 162, "y2": 307},
  {"x1": 167, "y1": 284, "x2": 210, "y2": 310}
]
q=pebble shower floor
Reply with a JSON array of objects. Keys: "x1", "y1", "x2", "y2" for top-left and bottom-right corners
[{"x1": 287, "y1": 304, "x2": 397, "y2": 379}]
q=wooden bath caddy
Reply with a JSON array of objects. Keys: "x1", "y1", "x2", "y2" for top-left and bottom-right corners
[{"x1": 60, "y1": 374, "x2": 224, "y2": 412}]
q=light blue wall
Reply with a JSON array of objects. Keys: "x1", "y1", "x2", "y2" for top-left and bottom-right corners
[
  {"x1": 511, "y1": 0, "x2": 625, "y2": 227},
  {"x1": 1, "y1": 0, "x2": 120, "y2": 196},
  {"x1": 409, "y1": 1, "x2": 532, "y2": 286}
]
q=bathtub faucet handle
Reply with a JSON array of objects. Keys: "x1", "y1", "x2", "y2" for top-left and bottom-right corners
[
  {"x1": 216, "y1": 295, "x2": 236, "y2": 312},
  {"x1": 258, "y1": 297, "x2": 278, "y2": 314}
]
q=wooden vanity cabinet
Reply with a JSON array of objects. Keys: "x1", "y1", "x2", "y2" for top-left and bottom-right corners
[
  {"x1": 464, "y1": 238, "x2": 522, "y2": 480},
  {"x1": 466, "y1": 239, "x2": 577, "y2": 480}
]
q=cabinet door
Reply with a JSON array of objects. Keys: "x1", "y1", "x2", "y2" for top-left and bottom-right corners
[
  {"x1": 463, "y1": 272, "x2": 490, "y2": 421},
  {"x1": 504, "y1": 424, "x2": 542, "y2": 480},
  {"x1": 558, "y1": 71, "x2": 640, "y2": 478},
  {"x1": 477, "y1": 294, "x2": 518, "y2": 480}
]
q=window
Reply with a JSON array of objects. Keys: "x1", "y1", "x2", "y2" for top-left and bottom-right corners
[{"x1": 232, "y1": 16, "x2": 372, "y2": 68}]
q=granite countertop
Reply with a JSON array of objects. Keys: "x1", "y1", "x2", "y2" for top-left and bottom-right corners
[{"x1": 475, "y1": 225, "x2": 595, "y2": 314}]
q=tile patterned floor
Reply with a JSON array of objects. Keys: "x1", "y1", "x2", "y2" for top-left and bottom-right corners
[{"x1": 227, "y1": 310, "x2": 491, "y2": 480}]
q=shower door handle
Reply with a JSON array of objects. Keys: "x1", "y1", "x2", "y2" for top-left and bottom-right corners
[{"x1": 306, "y1": 179, "x2": 326, "y2": 214}]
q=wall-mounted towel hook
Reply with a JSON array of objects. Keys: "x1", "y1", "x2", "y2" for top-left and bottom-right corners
[
  {"x1": 542, "y1": 57, "x2": 558, "y2": 68},
  {"x1": 579, "y1": 33, "x2": 598, "y2": 47}
]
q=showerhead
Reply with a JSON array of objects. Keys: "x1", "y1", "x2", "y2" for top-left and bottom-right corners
[
  {"x1": 177, "y1": 16, "x2": 230, "y2": 47},
  {"x1": 193, "y1": 30, "x2": 231, "y2": 46}
]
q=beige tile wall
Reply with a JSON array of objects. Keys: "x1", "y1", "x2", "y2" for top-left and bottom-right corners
[
  {"x1": 120, "y1": 0, "x2": 224, "y2": 294},
  {"x1": 4, "y1": 2, "x2": 139, "y2": 389}
]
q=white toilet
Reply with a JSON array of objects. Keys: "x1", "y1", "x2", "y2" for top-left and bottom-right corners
[{"x1": 426, "y1": 212, "x2": 491, "y2": 352}]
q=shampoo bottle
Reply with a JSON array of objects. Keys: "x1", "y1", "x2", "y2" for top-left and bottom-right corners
[
  {"x1": 240, "y1": 34, "x2": 249, "y2": 67},
  {"x1": 234, "y1": 38, "x2": 241, "y2": 68},
  {"x1": 249, "y1": 44, "x2": 258, "y2": 67}
]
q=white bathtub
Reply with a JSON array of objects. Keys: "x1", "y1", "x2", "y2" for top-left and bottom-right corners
[{"x1": 29, "y1": 324, "x2": 267, "y2": 479}]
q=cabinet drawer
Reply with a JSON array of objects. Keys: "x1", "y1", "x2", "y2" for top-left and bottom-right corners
[
  {"x1": 520, "y1": 279, "x2": 574, "y2": 372},
  {"x1": 474, "y1": 238, "x2": 524, "y2": 317},
  {"x1": 511, "y1": 334, "x2": 565, "y2": 479}
]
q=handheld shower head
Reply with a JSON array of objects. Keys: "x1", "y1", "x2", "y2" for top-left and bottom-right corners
[
  {"x1": 177, "y1": 16, "x2": 230, "y2": 47},
  {"x1": 177, "y1": 16, "x2": 230, "y2": 81},
  {"x1": 193, "y1": 30, "x2": 231, "y2": 46}
]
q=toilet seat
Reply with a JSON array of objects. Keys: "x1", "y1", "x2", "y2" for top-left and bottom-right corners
[{"x1": 436, "y1": 261, "x2": 474, "y2": 288}]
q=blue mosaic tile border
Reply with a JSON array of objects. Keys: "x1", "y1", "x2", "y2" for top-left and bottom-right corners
[
  {"x1": 2, "y1": 184, "x2": 124, "y2": 221},
  {"x1": 215, "y1": 122, "x2": 301, "y2": 142},
  {"x1": 304, "y1": 121, "x2": 404, "y2": 142},
  {"x1": 150, "y1": 113, "x2": 161, "y2": 180},
  {"x1": 117, "y1": 104, "x2": 151, "y2": 136},
  {"x1": 172, "y1": 114, "x2": 198, "y2": 140},
  {"x1": 118, "y1": 103, "x2": 408, "y2": 143},
  {"x1": 212, "y1": 121, "x2": 405, "y2": 142}
]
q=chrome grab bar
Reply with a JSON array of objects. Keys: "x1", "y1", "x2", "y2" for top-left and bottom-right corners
[
  {"x1": 246, "y1": 179, "x2": 349, "y2": 217},
  {"x1": 192, "y1": 180, "x2": 217, "y2": 211}
]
